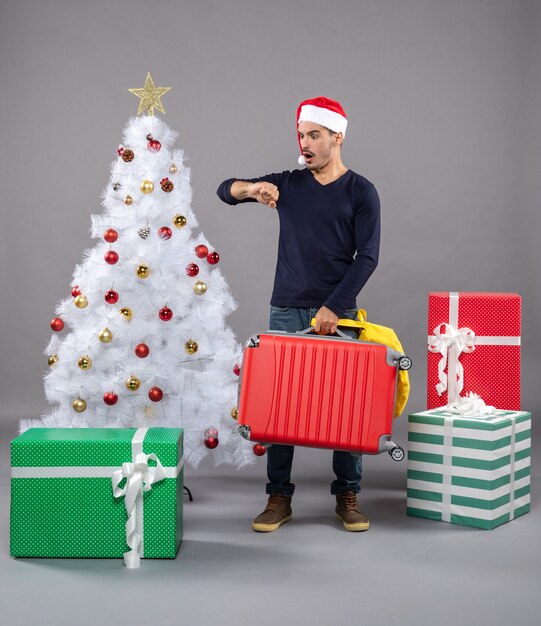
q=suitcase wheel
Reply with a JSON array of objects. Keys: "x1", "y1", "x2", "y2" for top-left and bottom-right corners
[
  {"x1": 238, "y1": 425, "x2": 251, "y2": 440},
  {"x1": 398, "y1": 356, "x2": 412, "y2": 371},
  {"x1": 389, "y1": 446, "x2": 405, "y2": 462}
]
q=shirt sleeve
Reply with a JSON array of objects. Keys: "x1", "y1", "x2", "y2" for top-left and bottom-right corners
[
  {"x1": 323, "y1": 182, "x2": 381, "y2": 317},
  {"x1": 216, "y1": 172, "x2": 286, "y2": 205}
]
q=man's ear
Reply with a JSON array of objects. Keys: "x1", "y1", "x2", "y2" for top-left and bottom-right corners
[{"x1": 334, "y1": 132, "x2": 344, "y2": 147}]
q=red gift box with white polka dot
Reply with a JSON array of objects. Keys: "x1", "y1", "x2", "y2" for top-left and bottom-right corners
[{"x1": 427, "y1": 292, "x2": 521, "y2": 410}]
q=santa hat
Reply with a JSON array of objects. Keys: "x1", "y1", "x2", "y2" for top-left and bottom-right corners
[{"x1": 296, "y1": 96, "x2": 347, "y2": 165}]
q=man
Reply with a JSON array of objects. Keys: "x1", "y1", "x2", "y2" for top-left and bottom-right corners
[{"x1": 216, "y1": 96, "x2": 380, "y2": 532}]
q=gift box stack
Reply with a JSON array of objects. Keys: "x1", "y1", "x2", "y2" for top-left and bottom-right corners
[
  {"x1": 10, "y1": 427, "x2": 183, "y2": 567},
  {"x1": 407, "y1": 292, "x2": 531, "y2": 529}
]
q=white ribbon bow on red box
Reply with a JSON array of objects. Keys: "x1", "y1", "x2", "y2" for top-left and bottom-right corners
[{"x1": 427, "y1": 292, "x2": 521, "y2": 404}]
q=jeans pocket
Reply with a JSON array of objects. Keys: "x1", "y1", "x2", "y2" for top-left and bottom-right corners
[{"x1": 270, "y1": 305, "x2": 290, "y2": 312}]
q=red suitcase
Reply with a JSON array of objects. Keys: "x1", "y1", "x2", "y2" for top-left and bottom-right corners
[{"x1": 237, "y1": 330, "x2": 411, "y2": 460}]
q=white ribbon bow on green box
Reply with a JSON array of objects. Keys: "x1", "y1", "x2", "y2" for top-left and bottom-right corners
[{"x1": 112, "y1": 428, "x2": 178, "y2": 569}]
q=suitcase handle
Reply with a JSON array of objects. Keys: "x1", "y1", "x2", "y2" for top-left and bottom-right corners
[
  {"x1": 308, "y1": 316, "x2": 366, "y2": 333},
  {"x1": 298, "y1": 326, "x2": 349, "y2": 338}
]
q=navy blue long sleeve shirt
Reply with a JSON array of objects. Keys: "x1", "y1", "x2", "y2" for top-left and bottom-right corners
[{"x1": 216, "y1": 168, "x2": 380, "y2": 318}]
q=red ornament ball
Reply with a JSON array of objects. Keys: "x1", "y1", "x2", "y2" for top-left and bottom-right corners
[
  {"x1": 103, "y1": 392, "x2": 118, "y2": 406},
  {"x1": 195, "y1": 244, "x2": 209, "y2": 258},
  {"x1": 71, "y1": 285, "x2": 81, "y2": 297},
  {"x1": 50, "y1": 317, "x2": 64, "y2": 332},
  {"x1": 104, "y1": 228, "x2": 118, "y2": 243},
  {"x1": 207, "y1": 251, "x2": 220, "y2": 265},
  {"x1": 148, "y1": 139, "x2": 161, "y2": 153},
  {"x1": 158, "y1": 226, "x2": 172, "y2": 240},
  {"x1": 104, "y1": 250, "x2": 119, "y2": 265},
  {"x1": 204, "y1": 427, "x2": 219, "y2": 449},
  {"x1": 253, "y1": 444, "x2": 267, "y2": 457},
  {"x1": 148, "y1": 386, "x2": 164, "y2": 402},
  {"x1": 186, "y1": 263, "x2": 199, "y2": 277},
  {"x1": 104, "y1": 289, "x2": 119, "y2": 304},
  {"x1": 233, "y1": 363, "x2": 241, "y2": 376},
  {"x1": 204, "y1": 436, "x2": 219, "y2": 449},
  {"x1": 135, "y1": 343, "x2": 150, "y2": 358},
  {"x1": 159, "y1": 306, "x2": 173, "y2": 321}
]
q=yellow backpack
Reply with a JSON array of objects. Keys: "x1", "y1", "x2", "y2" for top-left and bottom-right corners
[{"x1": 328, "y1": 309, "x2": 410, "y2": 418}]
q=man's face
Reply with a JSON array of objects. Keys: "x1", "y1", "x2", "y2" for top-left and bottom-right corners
[{"x1": 297, "y1": 121, "x2": 341, "y2": 170}]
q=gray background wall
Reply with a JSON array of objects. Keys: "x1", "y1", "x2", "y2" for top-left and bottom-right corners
[
  {"x1": 0, "y1": 4, "x2": 540, "y2": 625},
  {"x1": 0, "y1": 0, "x2": 539, "y2": 442}
]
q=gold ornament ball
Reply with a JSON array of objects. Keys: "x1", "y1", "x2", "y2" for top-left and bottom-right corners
[
  {"x1": 173, "y1": 214, "x2": 187, "y2": 228},
  {"x1": 193, "y1": 280, "x2": 207, "y2": 295},
  {"x1": 169, "y1": 163, "x2": 178, "y2": 174},
  {"x1": 73, "y1": 398, "x2": 87, "y2": 413},
  {"x1": 74, "y1": 294, "x2": 89, "y2": 309},
  {"x1": 140, "y1": 180, "x2": 154, "y2": 194},
  {"x1": 126, "y1": 375, "x2": 141, "y2": 391},
  {"x1": 231, "y1": 407, "x2": 238, "y2": 420},
  {"x1": 99, "y1": 327, "x2": 113, "y2": 343},
  {"x1": 120, "y1": 307, "x2": 133, "y2": 321},
  {"x1": 48, "y1": 354, "x2": 59, "y2": 367},
  {"x1": 78, "y1": 355, "x2": 93, "y2": 370},
  {"x1": 184, "y1": 339, "x2": 198, "y2": 355},
  {"x1": 124, "y1": 195, "x2": 134, "y2": 205},
  {"x1": 136, "y1": 264, "x2": 150, "y2": 279}
]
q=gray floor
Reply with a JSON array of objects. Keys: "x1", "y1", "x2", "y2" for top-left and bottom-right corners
[{"x1": 1, "y1": 416, "x2": 539, "y2": 626}]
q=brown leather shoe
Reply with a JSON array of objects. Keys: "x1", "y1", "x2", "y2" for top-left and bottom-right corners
[
  {"x1": 335, "y1": 492, "x2": 370, "y2": 531},
  {"x1": 252, "y1": 493, "x2": 292, "y2": 532}
]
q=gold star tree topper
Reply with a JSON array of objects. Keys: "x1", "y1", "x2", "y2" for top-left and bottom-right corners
[{"x1": 128, "y1": 72, "x2": 172, "y2": 116}]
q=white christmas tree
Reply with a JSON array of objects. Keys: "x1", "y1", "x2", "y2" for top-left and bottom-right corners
[{"x1": 25, "y1": 74, "x2": 253, "y2": 468}]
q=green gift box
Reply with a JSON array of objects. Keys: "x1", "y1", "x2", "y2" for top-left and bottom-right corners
[
  {"x1": 407, "y1": 409, "x2": 531, "y2": 530},
  {"x1": 10, "y1": 427, "x2": 183, "y2": 566}
]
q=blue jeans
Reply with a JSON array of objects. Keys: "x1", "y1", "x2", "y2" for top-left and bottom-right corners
[{"x1": 266, "y1": 305, "x2": 363, "y2": 497}]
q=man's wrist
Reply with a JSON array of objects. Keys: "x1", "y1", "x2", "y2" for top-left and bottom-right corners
[
  {"x1": 321, "y1": 303, "x2": 340, "y2": 319},
  {"x1": 230, "y1": 181, "x2": 251, "y2": 200}
]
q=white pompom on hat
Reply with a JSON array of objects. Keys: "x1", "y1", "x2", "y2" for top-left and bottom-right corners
[{"x1": 296, "y1": 96, "x2": 347, "y2": 165}]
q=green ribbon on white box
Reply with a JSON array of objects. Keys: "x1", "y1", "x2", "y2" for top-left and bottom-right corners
[
  {"x1": 438, "y1": 414, "x2": 517, "y2": 523},
  {"x1": 11, "y1": 428, "x2": 184, "y2": 568},
  {"x1": 407, "y1": 409, "x2": 531, "y2": 529}
]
